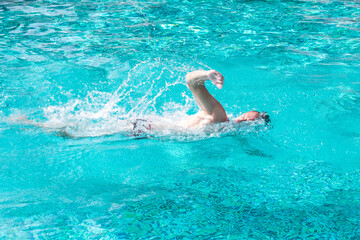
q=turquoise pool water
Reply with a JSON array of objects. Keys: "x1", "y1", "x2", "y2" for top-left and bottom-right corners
[{"x1": 1, "y1": 0, "x2": 360, "y2": 238}]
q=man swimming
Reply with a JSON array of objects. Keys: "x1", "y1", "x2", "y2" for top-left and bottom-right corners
[
  {"x1": 17, "y1": 69, "x2": 269, "y2": 137},
  {"x1": 145, "y1": 69, "x2": 269, "y2": 133}
]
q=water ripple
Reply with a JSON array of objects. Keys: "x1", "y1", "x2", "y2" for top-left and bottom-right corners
[{"x1": 1, "y1": 0, "x2": 359, "y2": 68}]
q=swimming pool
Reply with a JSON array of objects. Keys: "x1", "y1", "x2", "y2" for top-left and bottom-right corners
[{"x1": 1, "y1": 0, "x2": 360, "y2": 238}]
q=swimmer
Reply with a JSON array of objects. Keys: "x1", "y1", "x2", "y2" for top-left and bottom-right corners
[
  {"x1": 127, "y1": 69, "x2": 270, "y2": 136},
  {"x1": 16, "y1": 69, "x2": 270, "y2": 137}
]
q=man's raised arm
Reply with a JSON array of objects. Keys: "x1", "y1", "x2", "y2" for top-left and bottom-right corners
[{"x1": 185, "y1": 70, "x2": 228, "y2": 123}]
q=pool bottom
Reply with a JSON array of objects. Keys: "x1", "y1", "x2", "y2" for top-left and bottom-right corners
[{"x1": 1, "y1": 145, "x2": 359, "y2": 239}]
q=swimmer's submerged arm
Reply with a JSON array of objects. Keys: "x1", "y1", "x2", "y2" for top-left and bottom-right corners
[{"x1": 185, "y1": 70, "x2": 228, "y2": 122}]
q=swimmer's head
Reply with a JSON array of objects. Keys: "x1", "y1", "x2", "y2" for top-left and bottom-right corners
[{"x1": 233, "y1": 111, "x2": 270, "y2": 124}]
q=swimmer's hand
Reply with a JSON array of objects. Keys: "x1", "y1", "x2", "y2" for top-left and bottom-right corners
[
  {"x1": 186, "y1": 70, "x2": 224, "y2": 89},
  {"x1": 208, "y1": 70, "x2": 224, "y2": 89}
]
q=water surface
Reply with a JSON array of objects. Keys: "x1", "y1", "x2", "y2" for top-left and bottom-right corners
[{"x1": 1, "y1": 0, "x2": 360, "y2": 238}]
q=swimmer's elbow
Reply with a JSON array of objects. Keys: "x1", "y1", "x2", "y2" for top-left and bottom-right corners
[
  {"x1": 214, "y1": 115, "x2": 228, "y2": 123},
  {"x1": 212, "y1": 108, "x2": 228, "y2": 123}
]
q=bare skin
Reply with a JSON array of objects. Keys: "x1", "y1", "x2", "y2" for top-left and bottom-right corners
[{"x1": 174, "y1": 70, "x2": 226, "y2": 129}]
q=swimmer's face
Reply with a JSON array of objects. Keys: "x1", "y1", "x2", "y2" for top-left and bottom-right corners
[
  {"x1": 233, "y1": 111, "x2": 260, "y2": 123},
  {"x1": 233, "y1": 111, "x2": 270, "y2": 124}
]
